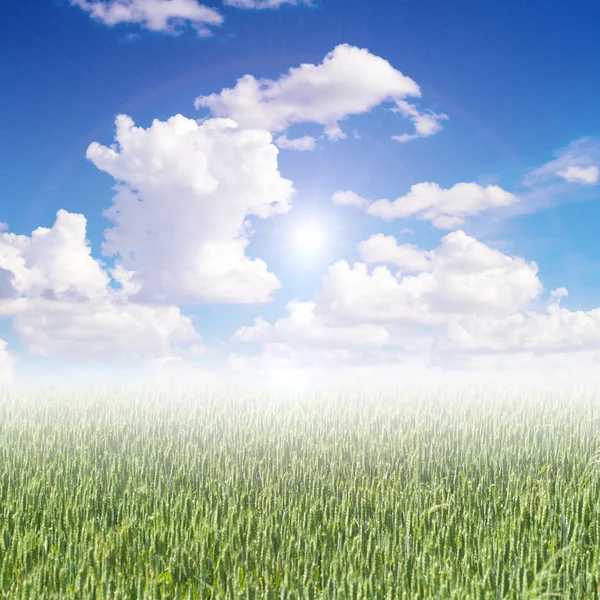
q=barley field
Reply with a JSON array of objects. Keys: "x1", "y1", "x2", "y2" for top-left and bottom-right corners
[{"x1": 1, "y1": 386, "x2": 600, "y2": 599}]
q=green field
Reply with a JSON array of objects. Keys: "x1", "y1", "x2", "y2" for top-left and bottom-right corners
[{"x1": 1, "y1": 386, "x2": 600, "y2": 599}]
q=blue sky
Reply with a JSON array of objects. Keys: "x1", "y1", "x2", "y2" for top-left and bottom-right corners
[{"x1": 1, "y1": 0, "x2": 600, "y2": 386}]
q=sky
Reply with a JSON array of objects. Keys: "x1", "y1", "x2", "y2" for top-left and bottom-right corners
[{"x1": 1, "y1": 0, "x2": 600, "y2": 388}]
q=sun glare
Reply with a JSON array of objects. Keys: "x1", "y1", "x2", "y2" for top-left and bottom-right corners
[{"x1": 294, "y1": 222, "x2": 325, "y2": 256}]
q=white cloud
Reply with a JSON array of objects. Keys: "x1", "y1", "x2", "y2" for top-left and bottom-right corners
[
  {"x1": 359, "y1": 234, "x2": 430, "y2": 271},
  {"x1": 324, "y1": 123, "x2": 347, "y2": 141},
  {"x1": 237, "y1": 231, "x2": 541, "y2": 374},
  {"x1": 195, "y1": 44, "x2": 445, "y2": 143},
  {"x1": 316, "y1": 261, "x2": 440, "y2": 326},
  {"x1": 317, "y1": 231, "x2": 540, "y2": 326},
  {"x1": 109, "y1": 263, "x2": 141, "y2": 297},
  {"x1": 558, "y1": 165, "x2": 599, "y2": 185},
  {"x1": 445, "y1": 303, "x2": 600, "y2": 354},
  {"x1": 331, "y1": 190, "x2": 368, "y2": 208},
  {"x1": 10, "y1": 297, "x2": 198, "y2": 360},
  {"x1": 274, "y1": 134, "x2": 318, "y2": 151},
  {"x1": 70, "y1": 0, "x2": 223, "y2": 35},
  {"x1": 550, "y1": 287, "x2": 568, "y2": 302},
  {"x1": 224, "y1": 0, "x2": 311, "y2": 8},
  {"x1": 0, "y1": 210, "x2": 200, "y2": 361},
  {"x1": 87, "y1": 114, "x2": 295, "y2": 304},
  {"x1": 233, "y1": 224, "x2": 600, "y2": 384},
  {"x1": 0, "y1": 209, "x2": 109, "y2": 302},
  {"x1": 366, "y1": 182, "x2": 518, "y2": 228},
  {"x1": 391, "y1": 100, "x2": 448, "y2": 143},
  {"x1": 524, "y1": 137, "x2": 600, "y2": 187},
  {"x1": 0, "y1": 339, "x2": 14, "y2": 385},
  {"x1": 235, "y1": 299, "x2": 388, "y2": 349},
  {"x1": 502, "y1": 137, "x2": 600, "y2": 218}
]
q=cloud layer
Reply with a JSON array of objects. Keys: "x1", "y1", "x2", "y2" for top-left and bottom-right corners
[
  {"x1": 232, "y1": 229, "x2": 600, "y2": 383},
  {"x1": 235, "y1": 221, "x2": 600, "y2": 385},
  {"x1": 3, "y1": 30, "x2": 599, "y2": 387}
]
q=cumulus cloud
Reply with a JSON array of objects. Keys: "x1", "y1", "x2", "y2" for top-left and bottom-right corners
[
  {"x1": 195, "y1": 44, "x2": 445, "y2": 143},
  {"x1": 324, "y1": 123, "x2": 347, "y2": 141},
  {"x1": 0, "y1": 339, "x2": 14, "y2": 385},
  {"x1": 550, "y1": 287, "x2": 568, "y2": 302},
  {"x1": 224, "y1": 0, "x2": 311, "y2": 8},
  {"x1": 0, "y1": 209, "x2": 109, "y2": 302},
  {"x1": 445, "y1": 303, "x2": 600, "y2": 354},
  {"x1": 235, "y1": 299, "x2": 388, "y2": 349},
  {"x1": 331, "y1": 190, "x2": 369, "y2": 208},
  {"x1": 69, "y1": 0, "x2": 223, "y2": 35},
  {"x1": 10, "y1": 298, "x2": 199, "y2": 360},
  {"x1": 318, "y1": 231, "x2": 541, "y2": 326},
  {"x1": 358, "y1": 234, "x2": 430, "y2": 271},
  {"x1": 237, "y1": 231, "x2": 542, "y2": 372},
  {"x1": 391, "y1": 100, "x2": 448, "y2": 143},
  {"x1": 234, "y1": 223, "x2": 600, "y2": 383},
  {"x1": 233, "y1": 229, "x2": 557, "y2": 384},
  {"x1": 274, "y1": 134, "x2": 318, "y2": 151},
  {"x1": 366, "y1": 182, "x2": 518, "y2": 228},
  {"x1": 0, "y1": 210, "x2": 200, "y2": 361},
  {"x1": 86, "y1": 114, "x2": 294, "y2": 304}
]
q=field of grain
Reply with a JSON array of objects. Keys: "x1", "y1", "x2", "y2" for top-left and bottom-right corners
[{"x1": 1, "y1": 386, "x2": 600, "y2": 599}]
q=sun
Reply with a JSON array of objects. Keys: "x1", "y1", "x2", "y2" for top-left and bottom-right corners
[{"x1": 293, "y1": 222, "x2": 325, "y2": 256}]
